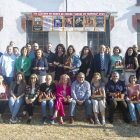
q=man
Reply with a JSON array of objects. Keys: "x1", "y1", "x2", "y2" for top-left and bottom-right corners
[
  {"x1": 43, "y1": 43, "x2": 55, "y2": 82},
  {"x1": 10, "y1": 41, "x2": 15, "y2": 47},
  {"x1": 106, "y1": 72, "x2": 130, "y2": 124},
  {"x1": 0, "y1": 45, "x2": 17, "y2": 87},
  {"x1": 133, "y1": 44, "x2": 140, "y2": 79},
  {"x1": 39, "y1": 75, "x2": 56, "y2": 124},
  {"x1": 13, "y1": 47, "x2": 20, "y2": 58},
  {"x1": 0, "y1": 52, "x2": 3, "y2": 58},
  {"x1": 69, "y1": 72, "x2": 93, "y2": 124},
  {"x1": 94, "y1": 45, "x2": 112, "y2": 84},
  {"x1": 29, "y1": 43, "x2": 39, "y2": 59}
]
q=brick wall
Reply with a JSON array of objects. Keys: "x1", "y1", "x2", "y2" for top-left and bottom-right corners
[
  {"x1": 132, "y1": 13, "x2": 140, "y2": 31},
  {"x1": 0, "y1": 17, "x2": 3, "y2": 32}
]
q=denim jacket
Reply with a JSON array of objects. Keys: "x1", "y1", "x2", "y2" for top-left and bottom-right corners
[{"x1": 70, "y1": 54, "x2": 81, "y2": 72}]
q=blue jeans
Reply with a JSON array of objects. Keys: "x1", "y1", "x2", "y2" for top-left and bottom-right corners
[
  {"x1": 112, "y1": 70, "x2": 122, "y2": 80},
  {"x1": 69, "y1": 99, "x2": 93, "y2": 116},
  {"x1": 41, "y1": 99, "x2": 54, "y2": 117},
  {"x1": 127, "y1": 103, "x2": 140, "y2": 121},
  {"x1": 9, "y1": 95, "x2": 24, "y2": 117},
  {"x1": 4, "y1": 76, "x2": 13, "y2": 87}
]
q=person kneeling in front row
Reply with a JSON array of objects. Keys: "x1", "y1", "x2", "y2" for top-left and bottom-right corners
[
  {"x1": 106, "y1": 71, "x2": 130, "y2": 124},
  {"x1": 69, "y1": 72, "x2": 94, "y2": 124},
  {"x1": 39, "y1": 75, "x2": 56, "y2": 124}
]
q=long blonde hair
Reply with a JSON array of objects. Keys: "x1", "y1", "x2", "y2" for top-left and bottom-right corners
[{"x1": 59, "y1": 74, "x2": 71, "y2": 86}]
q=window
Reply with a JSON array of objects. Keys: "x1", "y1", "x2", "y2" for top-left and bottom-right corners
[
  {"x1": 88, "y1": 20, "x2": 110, "y2": 54},
  {"x1": 137, "y1": 20, "x2": 140, "y2": 50},
  {"x1": 26, "y1": 20, "x2": 48, "y2": 51}
]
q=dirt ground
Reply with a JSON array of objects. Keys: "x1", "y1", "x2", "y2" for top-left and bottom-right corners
[{"x1": 0, "y1": 117, "x2": 140, "y2": 140}]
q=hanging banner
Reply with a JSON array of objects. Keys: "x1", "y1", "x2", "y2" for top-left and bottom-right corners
[
  {"x1": 95, "y1": 16, "x2": 105, "y2": 31},
  {"x1": 32, "y1": 12, "x2": 106, "y2": 32}
]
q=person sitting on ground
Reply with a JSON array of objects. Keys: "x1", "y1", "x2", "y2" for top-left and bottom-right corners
[
  {"x1": 126, "y1": 75, "x2": 140, "y2": 127},
  {"x1": 51, "y1": 74, "x2": 72, "y2": 124},
  {"x1": 91, "y1": 73, "x2": 106, "y2": 125},
  {"x1": 19, "y1": 74, "x2": 40, "y2": 124},
  {"x1": 0, "y1": 73, "x2": 9, "y2": 123},
  {"x1": 106, "y1": 71, "x2": 130, "y2": 124},
  {"x1": 69, "y1": 72, "x2": 94, "y2": 124},
  {"x1": 9, "y1": 72, "x2": 26, "y2": 123},
  {"x1": 39, "y1": 75, "x2": 56, "y2": 124}
]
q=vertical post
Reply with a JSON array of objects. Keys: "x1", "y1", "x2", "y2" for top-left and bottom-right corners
[
  {"x1": 66, "y1": 0, "x2": 68, "y2": 48},
  {"x1": 26, "y1": 15, "x2": 28, "y2": 43}
]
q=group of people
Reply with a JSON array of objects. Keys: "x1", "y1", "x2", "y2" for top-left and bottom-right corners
[{"x1": 0, "y1": 41, "x2": 140, "y2": 127}]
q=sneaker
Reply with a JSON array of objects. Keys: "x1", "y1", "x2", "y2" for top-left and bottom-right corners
[
  {"x1": 69, "y1": 116, "x2": 74, "y2": 124},
  {"x1": 41, "y1": 117, "x2": 47, "y2": 124},
  {"x1": 27, "y1": 118, "x2": 31, "y2": 124},
  {"x1": 101, "y1": 119, "x2": 106, "y2": 125},
  {"x1": 50, "y1": 119, "x2": 54, "y2": 124},
  {"x1": 88, "y1": 116, "x2": 94, "y2": 124},
  {"x1": 19, "y1": 113, "x2": 26, "y2": 119},
  {"x1": 10, "y1": 117, "x2": 18, "y2": 124},
  {"x1": 133, "y1": 121, "x2": 138, "y2": 127},
  {"x1": 108, "y1": 118, "x2": 113, "y2": 124},
  {"x1": 124, "y1": 118, "x2": 130, "y2": 124}
]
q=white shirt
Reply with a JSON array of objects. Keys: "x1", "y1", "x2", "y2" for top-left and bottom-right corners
[{"x1": 0, "y1": 86, "x2": 5, "y2": 94}]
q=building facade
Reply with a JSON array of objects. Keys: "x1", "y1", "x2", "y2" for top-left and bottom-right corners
[{"x1": 0, "y1": 0, "x2": 140, "y2": 56}]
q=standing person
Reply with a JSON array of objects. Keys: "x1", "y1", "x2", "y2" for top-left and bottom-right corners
[
  {"x1": 94, "y1": 45, "x2": 112, "y2": 84},
  {"x1": 54, "y1": 44, "x2": 66, "y2": 86},
  {"x1": 0, "y1": 45, "x2": 17, "y2": 87},
  {"x1": 44, "y1": 43, "x2": 55, "y2": 82},
  {"x1": 26, "y1": 43, "x2": 32, "y2": 53},
  {"x1": 106, "y1": 72, "x2": 130, "y2": 124},
  {"x1": 111, "y1": 46, "x2": 123, "y2": 80},
  {"x1": 91, "y1": 73, "x2": 106, "y2": 125},
  {"x1": 132, "y1": 45, "x2": 140, "y2": 79},
  {"x1": 79, "y1": 46, "x2": 94, "y2": 83},
  {"x1": 105, "y1": 46, "x2": 110, "y2": 54},
  {"x1": 19, "y1": 74, "x2": 40, "y2": 124},
  {"x1": 29, "y1": 43, "x2": 39, "y2": 59},
  {"x1": 51, "y1": 74, "x2": 72, "y2": 124},
  {"x1": 39, "y1": 75, "x2": 56, "y2": 124},
  {"x1": 9, "y1": 72, "x2": 26, "y2": 123},
  {"x1": 69, "y1": 72, "x2": 94, "y2": 124},
  {"x1": 0, "y1": 52, "x2": 3, "y2": 58},
  {"x1": 13, "y1": 47, "x2": 20, "y2": 58},
  {"x1": 126, "y1": 75, "x2": 140, "y2": 127},
  {"x1": 10, "y1": 41, "x2": 15, "y2": 48},
  {"x1": 64, "y1": 45, "x2": 81, "y2": 82},
  {"x1": 0, "y1": 74, "x2": 9, "y2": 123},
  {"x1": 31, "y1": 49, "x2": 48, "y2": 84},
  {"x1": 16, "y1": 47, "x2": 32, "y2": 84},
  {"x1": 123, "y1": 47, "x2": 139, "y2": 85}
]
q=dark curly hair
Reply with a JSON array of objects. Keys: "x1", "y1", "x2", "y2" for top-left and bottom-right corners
[
  {"x1": 80, "y1": 46, "x2": 93, "y2": 58},
  {"x1": 125, "y1": 47, "x2": 137, "y2": 58},
  {"x1": 55, "y1": 44, "x2": 66, "y2": 55}
]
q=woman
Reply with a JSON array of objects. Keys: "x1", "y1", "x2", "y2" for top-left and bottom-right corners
[
  {"x1": 123, "y1": 47, "x2": 139, "y2": 85},
  {"x1": 91, "y1": 73, "x2": 106, "y2": 125},
  {"x1": 54, "y1": 44, "x2": 66, "y2": 85},
  {"x1": 26, "y1": 43, "x2": 32, "y2": 53},
  {"x1": 126, "y1": 75, "x2": 140, "y2": 127},
  {"x1": 0, "y1": 74, "x2": 9, "y2": 123},
  {"x1": 64, "y1": 45, "x2": 81, "y2": 82},
  {"x1": 19, "y1": 74, "x2": 40, "y2": 124},
  {"x1": 51, "y1": 74, "x2": 72, "y2": 124},
  {"x1": 9, "y1": 72, "x2": 26, "y2": 123},
  {"x1": 31, "y1": 49, "x2": 48, "y2": 85},
  {"x1": 79, "y1": 46, "x2": 93, "y2": 83},
  {"x1": 13, "y1": 47, "x2": 20, "y2": 58},
  {"x1": 105, "y1": 46, "x2": 110, "y2": 54},
  {"x1": 111, "y1": 46, "x2": 123, "y2": 80},
  {"x1": 16, "y1": 47, "x2": 32, "y2": 84}
]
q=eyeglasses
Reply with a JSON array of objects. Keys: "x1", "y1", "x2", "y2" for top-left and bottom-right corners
[
  {"x1": 33, "y1": 46, "x2": 38, "y2": 47},
  {"x1": 31, "y1": 77, "x2": 36, "y2": 79},
  {"x1": 78, "y1": 77, "x2": 84, "y2": 79}
]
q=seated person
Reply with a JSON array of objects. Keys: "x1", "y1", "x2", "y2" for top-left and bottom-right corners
[
  {"x1": 0, "y1": 73, "x2": 9, "y2": 123},
  {"x1": 51, "y1": 74, "x2": 72, "y2": 124},
  {"x1": 9, "y1": 73, "x2": 26, "y2": 123},
  {"x1": 91, "y1": 73, "x2": 106, "y2": 125},
  {"x1": 106, "y1": 71, "x2": 130, "y2": 124},
  {"x1": 39, "y1": 75, "x2": 56, "y2": 124},
  {"x1": 19, "y1": 74, "x2": 40, "y2": 124},
  {"x1": 69, "y1": 72, "x2": 93, "y2": 124},
  {"x1": 126, "y1": 75, "x2": 140, "y2": 127}
]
